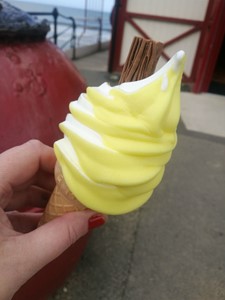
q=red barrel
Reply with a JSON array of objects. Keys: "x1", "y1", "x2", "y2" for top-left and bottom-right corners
[
  {"x1": 0, "y1": 3, "x2": 89, "y2": 298},
  {"x1": 0, "y1": 41, "x2": 86, "y2": 152},
  {"x1": 0, "y1": 40, "x2": 89, "y2": 300}
]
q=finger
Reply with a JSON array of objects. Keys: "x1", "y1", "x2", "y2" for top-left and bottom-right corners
[
  {"x1": 12, "y1": 170, "x2": 56, "y2": 194},
  {"x1": 0, "y1": 140, "x2": 56, "y2": 208},
  {"x1": 33, "y1": 170, "x2": 56, "y2": 192},
  {"x1": 0, "y1": 208, "x2": 14, "y2": 232},
  {"x1": 6, "y1": 211, "x2": 42, "y2": 233},
  {"x1": 5, "y1": 186, "x2": 51, "y2": 211},
  {"x1": 0, "y1": 140, "x2": 56, "y2": 185},
  {"x1": 10, "y1": 211, "x2": 106, "y2": 287}
]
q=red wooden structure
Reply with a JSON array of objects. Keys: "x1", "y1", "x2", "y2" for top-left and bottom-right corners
[{"x1": 109, "y1": 0, "x2": 225, "y2": 93}]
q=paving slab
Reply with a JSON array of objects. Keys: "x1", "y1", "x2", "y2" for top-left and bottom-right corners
[
  {"x1": 48, "y1": 50, "x2": 225, "y2": 300},
  {"x1": 49, "y1": 129, "x2": 225, "y2": 300}
]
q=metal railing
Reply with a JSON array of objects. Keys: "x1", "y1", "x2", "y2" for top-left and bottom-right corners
[
  {"x1": 29, "y1": 7, "x2": 104, "y2": 60},
  {"x1": 29, "y1": 8, "x2": 76, "y2": 59},
  {"x1": 75, "y1": 16, "x2": 103, "y2": 48}
]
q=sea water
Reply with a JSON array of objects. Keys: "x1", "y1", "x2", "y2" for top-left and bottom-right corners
[
  {"x1": 10, "y1": 0, "x2": 113, "y2": 31},
  {"x1": 10, "y1": 0, "x2": 113, "y2": 51}
]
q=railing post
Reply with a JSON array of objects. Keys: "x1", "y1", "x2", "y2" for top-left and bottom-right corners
[
  {"x1": 98, "y1": 17, "x2": 102, "y2": 51},
  {"x1": 70, "y1": 17, "x2": 76, "y2": 60},
  {"x1": 52, "y1": 7, "x2": 58, "y2": 45},
  {"x1": 108, "y1": 0, "x2": 121, "y2": 72}
]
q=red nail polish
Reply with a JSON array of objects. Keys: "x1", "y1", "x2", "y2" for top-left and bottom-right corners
[{"x1": 88, "y1": 214, "x2": 105, "y2": 230}]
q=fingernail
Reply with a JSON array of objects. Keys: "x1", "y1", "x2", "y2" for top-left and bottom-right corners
[{"x1": 88, "y1": 214, "x2": 105, "y2": 230}]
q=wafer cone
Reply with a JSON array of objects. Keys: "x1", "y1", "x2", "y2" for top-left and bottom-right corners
[{"x1": 38, "y1": 162, "x2": 86, "y2": 225}]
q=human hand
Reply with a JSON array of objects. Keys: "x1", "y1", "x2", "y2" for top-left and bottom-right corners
[{"x1": 0, "y1": 140, "x2": 106, "y2": 300}]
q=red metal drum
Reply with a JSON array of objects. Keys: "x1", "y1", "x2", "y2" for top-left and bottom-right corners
[
  {"x1": 0, "y1": 3, "x2": 89, "y2": 298},
  {"x1": 0, "y1": 40, "x2": 88, "y2": 299},
  {"x1": 0, "y1": 40, "x2": 86, "y2": 152},
  {"x1": 0, "y1": 40, "x2": 89, "y2": 299}
]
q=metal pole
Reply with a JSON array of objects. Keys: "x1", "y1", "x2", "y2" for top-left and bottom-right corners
[
  {"x1": 70, "y1": 17, "x2": 77, "y2": 60},
  {"x1": 98, "y1": 17, "x2": 102, "y2": 51},
  {"x1": 52, "y1": 7, "x2": 58, "y2": 45},
  {"x1": 108, "y1": 0, "x2": 121, "y2": 72}
]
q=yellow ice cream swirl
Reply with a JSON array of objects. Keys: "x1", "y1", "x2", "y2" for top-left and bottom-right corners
[{"x1": 54, "y1": 51, "x2": 185, "y2": 214}]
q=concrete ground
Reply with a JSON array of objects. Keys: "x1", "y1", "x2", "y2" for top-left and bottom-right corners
[{"x1": 49, "y1": 50, "x2": 225, "y2": 300}]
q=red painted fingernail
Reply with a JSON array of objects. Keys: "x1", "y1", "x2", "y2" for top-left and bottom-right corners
[{"x1": 88, "y1": 214, "x2": 105, "y2": 230}]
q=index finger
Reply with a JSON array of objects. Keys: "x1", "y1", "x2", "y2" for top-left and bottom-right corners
[{"x1": 0, "y1": 140, "x2": 56, "y2": 205}]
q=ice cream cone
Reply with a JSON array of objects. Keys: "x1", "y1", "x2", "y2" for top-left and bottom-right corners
[
  {"x1": 38, "y1": 37, "x2": 184, "y2": 219},
  {"x1": 39, "y1": 162, "x2": 86, "y2": 225}
]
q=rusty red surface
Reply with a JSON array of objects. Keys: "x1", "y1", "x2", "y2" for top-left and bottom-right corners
[
  {"x1": 0, "y1": 40, "x2": 86, "y2": 152},
  {"x1": 0, "y1": 40, "x2": 88, "y2": 299}
]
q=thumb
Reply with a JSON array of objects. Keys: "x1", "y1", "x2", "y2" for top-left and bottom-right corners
[{"x1": 13, "y1": 211, "x2": 106, "y2": 288}]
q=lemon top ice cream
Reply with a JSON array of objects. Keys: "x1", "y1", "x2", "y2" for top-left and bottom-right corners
[{"x1": 54, "y1": 51, "x2": 186, "y2": 214}]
